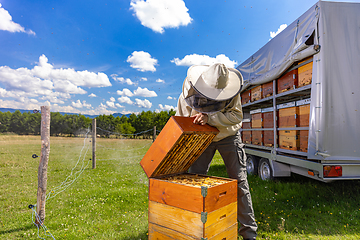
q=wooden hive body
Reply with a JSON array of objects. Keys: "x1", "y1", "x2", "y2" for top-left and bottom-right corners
[
  {"x1": 251, "y1": 130, "x2": 263, "y2": 146},
  {"x1": 241, "y1": 89, "x2": 251, "y2": 105},
  {"x1": 262, "y1": 81, "x2": 274, "y2": 98},
  {"x1": 262, "y1": 108, "x2": 274, "y2": 128},
  {"x1": 277, "y1": 69, "x2": 298, "y2": 93},
  {"x1": 242, "y1": 131, "x2": 251, "y2": 144},
  {"x1": 140, "y1": 116, "x2": 238, "y2": 239},
  {"x1": 279, "y1": 130, "x2": 299, "y2": 151},
  {"x1": 298, "y1": 57, "x2": 313, "y2": 87},
  {"x1": 251, "y1": 85, "x2": 262, "y2": 102},
  {"x1": 298, "y1": 104, "x2": 310, "y2": 127},
  {"x1": 278, "y1": 106, "x2": 299, "y2": 128},
  {"x1": 263, "y1": 130, "x2": 274, "y2": 147},
  {"x1": 299, "y1": 130, "x2": 309, "y2": 152},
  {"x1": 250, "y1": 110, "x2": 263, "y2": 128}
]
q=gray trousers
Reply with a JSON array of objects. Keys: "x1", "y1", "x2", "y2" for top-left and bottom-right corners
[{"x1": 189, "y1": 132, "x2": 257, "y2": 239}]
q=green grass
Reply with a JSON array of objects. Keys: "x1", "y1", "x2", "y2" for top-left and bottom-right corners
[{"x1": 1, "y1": 134, "x2": 360, "y2": 239}]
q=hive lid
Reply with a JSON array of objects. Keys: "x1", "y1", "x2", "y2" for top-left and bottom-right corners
[{"x1": 140, "y1": 116, "x2": 219, "y2": 178}]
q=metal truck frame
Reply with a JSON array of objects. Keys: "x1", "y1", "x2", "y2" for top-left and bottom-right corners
[{"x1": 236, "y1": 1, "x2": 360, "y2": 182}]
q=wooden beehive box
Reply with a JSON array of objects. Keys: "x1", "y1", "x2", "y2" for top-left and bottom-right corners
[
  {"x1": 251, "y1": 85, "x2": 262, "y2": 102},
  {"x1": 299, "y1": 130, "x2": 309, "y2": 152},
  {"x1": 279, "y1": 130, "x2": 299, "y2": 151},
  {"x1": 263, "y1": 130, "x2": 274, "y2": 147},
  {"x1": 277, "y1": 69, "x2": 298, "y2": 93},
  {"x1": 242, "y1": 131, "x2": 251, "y2": 144},
  {"x1": 296, "y1": 99, "x2": 311, "y2": 127},
  {"x1": 262, "y1": 107, "x2": 274, "y2": 128},
  {"x1": 241, "y1": 89, "x2": 251, "y2": 105},
  {"x1": 262, "y1": 81, "x2": 274, "y2": 98},
  {"x1": 277, "y1": 102, "x2": 299, "y2": 128},
  {"x1": 251, "y1": 130, "x2": 263, "y2": 146},
  {"x1": 298, "y1": 57, "x2": 313, "y2": 87},
  {"x1": 250, "y1": 109, "x2": 262, "y2": 128},
  {"x1": 140, "y1": 116, "x2": 238, "y2": 239}
]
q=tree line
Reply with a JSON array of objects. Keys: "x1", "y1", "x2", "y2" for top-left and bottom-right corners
[{"x1": 0, "y1": 110, "x2": 176, "y2": 138}]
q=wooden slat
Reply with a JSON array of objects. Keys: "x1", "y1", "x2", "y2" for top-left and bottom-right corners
[
  {"x1": 208, "y1": 223, "x2": 238, "y2": 240},
  {"x1": 148, "y1": 222, "x2": 238, "y2": 240},
  {"x1": 149, "y1": 223, "x2": 197, "y2": 240}
]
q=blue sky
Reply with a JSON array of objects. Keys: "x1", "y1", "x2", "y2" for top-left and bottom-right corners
[{"x1": 0, "y1": 0, "x2": 357, "y2": 115}]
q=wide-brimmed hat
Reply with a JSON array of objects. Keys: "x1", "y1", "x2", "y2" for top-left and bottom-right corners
[
  {"x1": 182, "y1": 63, "x2": 243, "y2": 113},
  {"x1": 186, "y1": 63, "x2": 243, "y2": 101}
]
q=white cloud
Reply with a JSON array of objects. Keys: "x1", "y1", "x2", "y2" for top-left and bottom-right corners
[
  {"x1": 106, "y1": 101, "x2": 116, "y2": 108},
  {"x1": 156, "y1": 78, "x2": 165, "y2": 83},
  {"x1": 0, "y1": 3, "x2": 35, "y2": 35},
  {"x1": 115, "y1": 103, "x2": 124, "y2": 108},
  {"x1": 133, "y1": 87, "x2": 157, "y2": 97},
  {"x1": 135, "y1": 98, "x2": 152, "y2": 108},
  {"x1": 0, "y1": 54, "x2": 111, "y2": 102},
  {"x1": 270, "y1": 24, "x2": 287, "y2": 38},
  {"x1": 130, "y1": 0, "x2": 192, "y2": 34},
  {"x1": 117, "y1": 88, "x2": 134, "y2": 97},
  {"x1": 158, "y1": 103, "x2": 175, "y2": 111},
  {"x1": 171, "y1": 54, "x2": 238, "y2": 68},
  {"x1": 127, "y1": 51, "x2": 157, "y2": 72},
  {"x1": 88, "y1": 93, "x2": 97, "y2": 98},
  {"x1": 110, "y1": 97, "x2": 115, "y2": 102},
  {"x1": 167, "y1": 96, "x2": 175, "y2": 100},
  {"x1": 118, "y1": 96, "x2": 134, "y2": 105},
  {"x1": 141, "y1": 77, "x2": 148, "y2": 81},
  {"x1": 71, "y1": 100, "x2": 92, "y2": 109},
  {"x1": 111, "y1": 74, "x2": 136, "y2": 85}
]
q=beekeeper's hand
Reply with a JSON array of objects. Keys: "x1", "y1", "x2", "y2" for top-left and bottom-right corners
[{"x1": 193, "y1": 113, "x2": 208, "y2": 125}]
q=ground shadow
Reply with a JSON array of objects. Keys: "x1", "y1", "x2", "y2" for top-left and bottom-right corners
[{"x1": 0, "y1": 224, "x2": 34, "y2": 235}]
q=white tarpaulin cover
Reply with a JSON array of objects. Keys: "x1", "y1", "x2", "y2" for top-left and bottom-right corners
[{"x1": 237, "y1": 1, "x2": 360, "y2": 161}]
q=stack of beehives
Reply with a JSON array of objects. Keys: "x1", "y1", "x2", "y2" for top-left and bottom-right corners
[{"x1": 140, "y1": 116, "x2": 238, "y2": 239}]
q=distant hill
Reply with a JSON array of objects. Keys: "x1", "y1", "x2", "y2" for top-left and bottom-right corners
[{"x1": 0, "y1": 108, "x2": 130, "y2": 118}]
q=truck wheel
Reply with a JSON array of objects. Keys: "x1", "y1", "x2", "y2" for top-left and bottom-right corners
[
  {"x1": 246, "y1": 155, "x2": 258, "y2": 175},
  {"x1": 258, "y1": 158, "x2": 273, "y2": 181}
]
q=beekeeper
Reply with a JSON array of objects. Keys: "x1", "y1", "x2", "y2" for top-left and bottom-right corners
[{"x1": 176, "y1": 63, "x2": 257, "y2": 240}]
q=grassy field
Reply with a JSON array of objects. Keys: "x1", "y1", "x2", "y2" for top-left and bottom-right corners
[{"x1": 1, "y1": 133, "x2": 360, "y2": 239}]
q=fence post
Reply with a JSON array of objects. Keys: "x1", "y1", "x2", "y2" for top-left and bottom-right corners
[
  {"x1": 153, "y1": 126, "x2": 156, "y2": 142},
  {"x1": 92, "y1": 118, "x2": 96, "y2": 169},
  {"x1": 36, "y1": 106, "x2": 50, "y2": 225}
]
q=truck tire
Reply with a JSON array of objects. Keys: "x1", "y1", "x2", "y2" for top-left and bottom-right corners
[
  {"x1": 258, "y1": 158, "x2": 273, "y2": 180},
  {"x1": 246, "y1": 155, "x2": 259, "y2": 175}
]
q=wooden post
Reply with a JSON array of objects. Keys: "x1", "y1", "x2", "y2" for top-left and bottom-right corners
[
  {"x1": 153, "y1": 126, "x2": 156, "y2": 142},
  {"x1": 92, "y1": 118, "x2": 96, "y2": 169},
  {"x1": 36, "y1": 106, "x2": 50, "y2": 225}
]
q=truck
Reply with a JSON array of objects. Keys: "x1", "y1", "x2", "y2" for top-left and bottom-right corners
[{"x1": 236, "y1": 1, "x2": 360, "y2": 182}]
